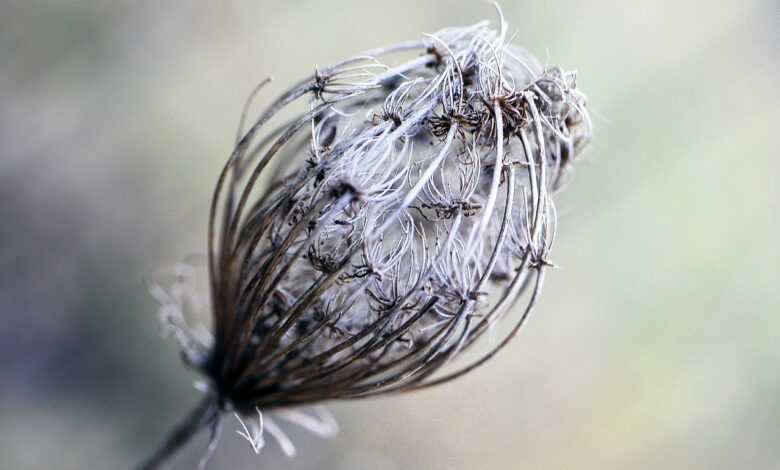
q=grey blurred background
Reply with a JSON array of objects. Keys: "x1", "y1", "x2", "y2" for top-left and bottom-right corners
[{"x1": 1, "y1": 1, "x2": 778, "y2": 469}]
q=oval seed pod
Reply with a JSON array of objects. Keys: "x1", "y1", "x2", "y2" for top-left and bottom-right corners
[{"x1": 138, "y1": 10, "x2": 591, "y2": 469}]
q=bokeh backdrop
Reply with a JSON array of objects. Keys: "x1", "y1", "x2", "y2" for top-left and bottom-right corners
[{"x1": 1, "y1": 1, "x2": 778, "y2": 469}]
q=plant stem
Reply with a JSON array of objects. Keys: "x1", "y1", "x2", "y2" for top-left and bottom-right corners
[{"x1": 134, "y1": 396, "x2": 217, "y2": 470}]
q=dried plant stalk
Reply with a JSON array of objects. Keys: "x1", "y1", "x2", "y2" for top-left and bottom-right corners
[{"x1": 137, "y1": 9, "x2": 591, "y2": 469}]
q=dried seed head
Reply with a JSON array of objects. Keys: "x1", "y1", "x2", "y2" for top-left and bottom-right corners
[{"x1": 161, "y1": 11, "x2": 590, "y2": 423}]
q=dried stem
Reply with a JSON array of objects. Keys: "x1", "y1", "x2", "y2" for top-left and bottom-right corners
[{"x1": 134, "y1": 396, "x2": 218, "y2": 470}]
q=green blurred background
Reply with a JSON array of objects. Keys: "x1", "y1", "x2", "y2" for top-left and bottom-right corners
[{"x1": 1, "y1": 1, "x2": 778, "y2": 469}]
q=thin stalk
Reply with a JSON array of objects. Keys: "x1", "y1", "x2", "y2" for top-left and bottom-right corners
[{"x1": 133, "y1": 396, "x2": 218, "y2": 470}]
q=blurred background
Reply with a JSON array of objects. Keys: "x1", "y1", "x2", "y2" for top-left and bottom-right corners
[{"x1": 1, "y1": 1, "x2": 778, "y2": 469}]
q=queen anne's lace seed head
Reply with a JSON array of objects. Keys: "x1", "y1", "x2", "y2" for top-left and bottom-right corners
[{"x1": 159, "y1": 9, "x2": 591, "y2": 438}]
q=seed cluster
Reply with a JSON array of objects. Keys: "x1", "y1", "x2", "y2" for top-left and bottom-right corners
[{"x1": 167, "y1": 18, "x2": 591, "y2": 415}]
